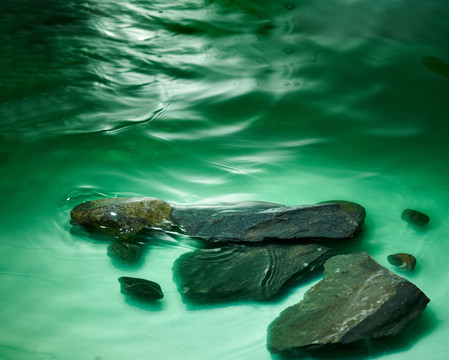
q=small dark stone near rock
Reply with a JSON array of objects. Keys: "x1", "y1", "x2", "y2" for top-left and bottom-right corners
[
  {"x1": 118, "y1": 276, "x2": 163, "y2": 301},
  {"x1": 387, "y1": 253, "x2": 417, "y2": 271},
  {"x1": 107, "y1": 241, "x2": 144, "y2": 264},
  {"x1": 267, "y1": 252, "x2": 429, "y2": 353},
  {"x1": 401, "y1": 209, "x2": 430, "y2": 226},
  {"x1": 172, "y1": 243, "x2": 335, "y2": 304}
]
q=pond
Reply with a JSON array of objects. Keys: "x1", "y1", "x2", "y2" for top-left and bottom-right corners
[{"x1": 1, "y1": 1, "x2": 448, "y2": 359}]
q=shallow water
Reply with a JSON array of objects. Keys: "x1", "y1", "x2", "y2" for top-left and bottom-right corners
[{"x1": 1, "y1": 0, "x2": 449, "y2": 359}]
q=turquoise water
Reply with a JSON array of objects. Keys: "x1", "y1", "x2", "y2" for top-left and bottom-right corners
[{"x1": 1, "y1": 0, "x2": 449, "y2": 359}]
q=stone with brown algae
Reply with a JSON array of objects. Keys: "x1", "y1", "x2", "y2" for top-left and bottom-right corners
[
  {"x1": 71, "y1": 197, "x2": 365, "y2": 243},
  {"x1": 387, "y1": 253, "x2": 417, "y2": 271},
  {"x1": 70, "y1": 197, "x2": 173, "y2": 238},
  {"x1": 173, "y1": 243, "x2": 335, "y2": 304},
  {"x1": 267, "y1": 252, "x2": 430, "y2": 354}
]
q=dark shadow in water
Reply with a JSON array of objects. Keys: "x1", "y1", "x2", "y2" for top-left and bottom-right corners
[
  {"x1": 122, "y1": 296, "x2": 165, "y2": 312},
  {"x1": 69, "y1": 225, "x2": 116, "y2": 243},
  {"x1": 271, "y1": 307, "x2": 438, "y2": 360},
  {"x1": 422, "y1": 56, "x2": 449, "y2": 79},
  {"x1": 107, "y1": 240, "x2": 150, "y2": 272}
]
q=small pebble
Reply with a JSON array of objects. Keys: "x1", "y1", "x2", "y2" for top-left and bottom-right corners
[
  {"x1": 387, "y1": 253, "x2": 417, "y2": 271},
  {"x1": 118, "y1": 277, "x2": 164, "y2": 301},
  {"x1": 401, "y1": 209, "x2": 430, "y2": 226}
]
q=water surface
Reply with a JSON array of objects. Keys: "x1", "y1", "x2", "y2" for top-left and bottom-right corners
[{"x1": 1, "y1": 1, "x2": 449, "y2": 359}]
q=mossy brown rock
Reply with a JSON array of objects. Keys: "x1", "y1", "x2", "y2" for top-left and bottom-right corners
[
  {"x1": 70, "y1": 197, "x2": 173, "y2": 238},
  {"x1": 172, "y1": 243, "x2": 335, "y2": 304},
  {"x1": 267, "y1": 252, "x2": 430, "y2": 354},
  {"x1": 387, "y1": 253, "x2": 417, "y2": 271}
]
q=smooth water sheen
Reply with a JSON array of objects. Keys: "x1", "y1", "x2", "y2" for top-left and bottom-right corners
[{"x1": 1, "y1": 0, "x2": 449, "y2": 359}]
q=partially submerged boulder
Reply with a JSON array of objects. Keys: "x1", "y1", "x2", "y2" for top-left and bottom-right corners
[
  {"x1": 71, "y1": 197, "x2": 365, "y2": 243},
  {"x1": 267, "y1": 252, "x2": 430, "y2": 353},
  {"x1": 401, "y1": 209, "x2": 430, "y2": 227},
  {"x1": 70, "y1": 197, "x2": 173, "y2": 238},
  {"x1": 172, "y1": 243, "x2": 335, "y2": 304},
  {"x1": 118, "y1": 276, "x2": 164, "y2": 301},
  {"x1": 387, "y1": 253, "x2": 417, "y2": 271},
  {"x1": 171, "y1": 200, "x2": 365, "y2": 242}
]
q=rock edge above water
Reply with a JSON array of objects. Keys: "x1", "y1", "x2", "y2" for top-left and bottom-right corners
[
  {"x1": 267, "y1": 252, "x2": 430, "y2": 353},
  {"x1": 71, "y1": 197, "x2": 365, "y2": 243}
]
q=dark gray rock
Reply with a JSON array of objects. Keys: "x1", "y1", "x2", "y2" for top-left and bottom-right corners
[
  {"x1": 172, "y1": 243, "x2": 335, "y2": 304},
  {"x1": 171, "y1": 200, "x2": 365, "y2": 243},
  {"x1": 401, "y1": 209, "x2": 430, "y2": 226},
  {"x1": 387, "y1": 253, "x2": 417, "y2": 271},
  {"x1": 118, "y1": 276, "x2": 164, "y2": 301},
  {"x1": 267, "y1": 252, "x2": 430, "y2": 353}
]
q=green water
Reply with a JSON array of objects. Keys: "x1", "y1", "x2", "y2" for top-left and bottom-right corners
[{"x1": 1, "y1": 0, "x2": 449, "y2": 359}]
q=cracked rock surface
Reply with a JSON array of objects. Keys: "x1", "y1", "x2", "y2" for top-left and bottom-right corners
[{"x1": 267, "y1": 252, "x2": 430, "y2": 353}]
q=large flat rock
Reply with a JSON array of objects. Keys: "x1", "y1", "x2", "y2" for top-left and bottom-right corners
[
  {"x1": 70, "y1": 197, "x2": 365, "y2": 243},
  {"x1": 171, "y1": 200, "x2": 365, "y2": 242},
  {"x1": 172, "y1": 243, "x2": 335, "y2": 304},
  {"x1": 267, "y1": 252, "x2": 430, "y2": 353}
]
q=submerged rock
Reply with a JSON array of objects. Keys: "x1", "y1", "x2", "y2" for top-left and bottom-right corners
[
  {"x1": 172, "y1": 243, "x2": 335, "y2": 304},
  {"x1": 107, "y1": 241, "x2": 145, "y2": 264},
  {"x1": 118, "y1": 276, "x2": 164, "y2": 301},
  {"x1": 401, "y1": 209, "x2": 430, "y2": 227},
  {"x1": 171, "y1": 200, "x2": 365, "y2": 243},
  {"x1": 422, "y1": 56, "x2": 449, "y2": 79},
  {"x1": 387, "y1": 253, "x2": 417, "y2": 271},
  {"x1": 267, "y1": 252, "x2": 430, "y2": 354},
  {"x1": 71, "y1": 197, "x2": 365, "y2": 243}
]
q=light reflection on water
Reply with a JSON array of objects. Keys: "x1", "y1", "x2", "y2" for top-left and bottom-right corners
[{"x1": 1, "y1": 0, "x2": 449, "y2": 359}]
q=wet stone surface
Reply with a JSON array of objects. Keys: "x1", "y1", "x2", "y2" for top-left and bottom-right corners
[
  {"x1": 401, "y1": 209, "x2": 430, "y2": 227},
  {"x1": 71, "y1": 198, "x2": 365, "y2": 243},
  {"x1": 118, "y1": 276, "x2": 164, "y2": 301},
  {"x1": 387, "y1": 253, "x2": 417, "y2": 271},
  {"x1": 171, "y1": 200, "x2": 366, "y2": 243},
  {"x1": 70, "y1": 197, "x2": 173, "y2": 239},
  {"x1": 267, "y1": 252, "x2": 430, "y2": 354},
  {"x1": 172, "y1": 243, "x2": 335, "y2": 304}
]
